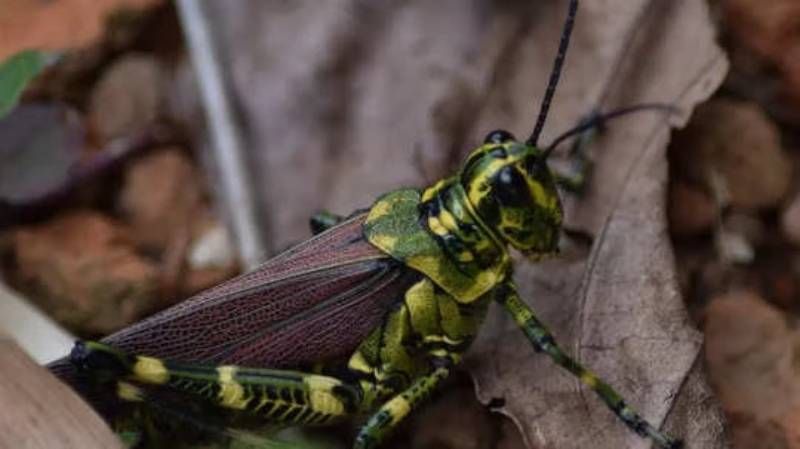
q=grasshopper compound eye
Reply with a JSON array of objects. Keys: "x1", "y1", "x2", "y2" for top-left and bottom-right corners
[{"x1": 484, "y1": 129, "x2": 516, "y2": 144}]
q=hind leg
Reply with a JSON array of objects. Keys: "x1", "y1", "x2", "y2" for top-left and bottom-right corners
[{"x1": 71, "y1": 341, "x2": 363, "y2": 427}]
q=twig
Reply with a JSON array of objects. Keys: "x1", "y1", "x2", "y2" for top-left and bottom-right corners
[{"x1": 176, "y1": 0, "x2": 267, "y2": 270}]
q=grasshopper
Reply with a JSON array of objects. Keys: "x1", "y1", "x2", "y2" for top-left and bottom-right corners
[{"x1": 53, "y1": 1, "x2": 681, "y2": 448}]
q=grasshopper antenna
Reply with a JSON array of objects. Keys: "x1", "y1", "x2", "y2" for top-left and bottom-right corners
[
  {"x1": 527, "y1": 0, "x2": 579, "y2": 147},
  {"x1": 543, "y1": 103, "x2": 679, "y2": 155}
]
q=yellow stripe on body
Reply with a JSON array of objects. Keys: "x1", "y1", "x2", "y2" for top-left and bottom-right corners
[
  {"x1": 421, "y1": 334, "x2": 462, "y2": 345},
  {"x1": 518, "y1": 161, "x2": 560, "y2": 213},
  {"x1": 348, "y1": 350, "x2": 374, "y2": 375},
  {"x1": 304, "y1": 375, "x2": 346, "y2": 417},
  {"x1": 117, "y1": 381, "x2": 144, "y2": 402},
  {"x1": 427, "y1": 207, "x2": 475, "y2": 263},
  {"x1": 427, "y1": 348, "x2": 451, "y2": 359},
  {"x1": 465, "y1": 158, "x2": 506, "y2": 207},
  {"x1": 132, "y1": 356, "x2": 170, "y2": 384},
  {"x1": 427, "y1": 215, "x2": 448, "y2": 237},
  {"x1": 217, "y1": 366, "x2": 250, "y2": 410},
  {"x1": 438, "y1": 208, "x2": 458, "y2": 232},
  {"x1": 383, "y1": 395, "x2": 412, "y2": 426},
  {"x1": 367, "y1": 199, "x2": 392, "y2": 220},
  {"x1": 421, "y1": 179, "x2": 450, "y2": 202},
  {"x1": 369, "y1": 234, "x2": 398, "y2": 252},
  {"x1": 580, "y1": 371, "x2": 599, "y2": 388}
]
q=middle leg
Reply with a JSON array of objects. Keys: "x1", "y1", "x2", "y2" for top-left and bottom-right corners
[
  {"x1": 353, "y1": 362, "x2": 452, "y2": 449},
  {"x1": 309, "y1": 211, "x2": 345, "y2": 235}
]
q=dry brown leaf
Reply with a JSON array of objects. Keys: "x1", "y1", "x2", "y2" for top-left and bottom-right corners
[
  {"x1": 0, "y1": 335, "x2": 123, "y2": 449},
  {"x1": 0, "y1": 0, "x2": 161, "y2": 61},
  {"x1": 183, "y1": 1, "x2": 730, "y2": 448}
]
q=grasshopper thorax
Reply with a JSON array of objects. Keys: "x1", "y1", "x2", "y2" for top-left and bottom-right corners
[{"x1": 459, "y1": 130, "x2": 563, "y2": 260}]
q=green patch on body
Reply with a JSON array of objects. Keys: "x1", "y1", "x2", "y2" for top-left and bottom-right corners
[{"x1": 364, "y1": 189, "x2": 505, "y2": 302}]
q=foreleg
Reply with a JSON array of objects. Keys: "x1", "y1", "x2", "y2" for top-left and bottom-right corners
[{"x1": 496, "y1": 283, "x2": 681, "y2": 449}]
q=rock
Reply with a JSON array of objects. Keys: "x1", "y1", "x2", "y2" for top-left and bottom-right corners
[
  {"x1": 715, "y1": 212, "x2": 765, "y2": 265},
  {"x1": 780, "y1": 407, "x2": 800, "y2": 449},
  {"x1": 671, "y1": 98, "x2": 791, "y2": 211},
  {"x1": 781, "y1": 191, "x2": 800, "y2": 246},
  {"x1": 784, "y1": 45, "x2": 800, "y2": 106},
  {"x1": 187, "y1": 223, "x2": 235, "y2": 270},
  {"x1": 118, "y1": 147, "x2": 203, "y2": 252},
  {"x1": 764, "y1": 270, "x2": 799, "y2": 311},
  {"x1": 181, "y1": 221, "x2": 239, "y2": 296},
  {"x1": 723, "y1": 0, "x2": 800, "y2": 61},
  {"x1": 704, "y1": 291, "x2": 799, "y2": 416},
  {"x1": 727, "y1": 412, "x2": 790, "y2": 449},
  {"x1": 88, "y1": 53, "x2": 164, "y2": 143},
  {"x1": 0, "y1": 0, "x2": 163, "y2": 61},
  {"x1": 715, "y1": 228, "x2": 754, "y2": 265},
  {"x1": 725, "y1": 212, "x2": 765, "y2": 247},
  {"x1": 0, "y1": 103, "x2": 84, "y2": 209},
  {"x1": 723, "y1": 0, "x2": 800, "y2": 107},
  {"x1": 668, "y1": 181, "x2": 716, "y2": 237},
  {"x1": 10, "y1": 211, "x2": 158, "y2": 334},
  {"x1": 704, "y1": 291, "x2": 800, "y2": 449},
  {"x1": 119, "y1": 148, "x2": 239, "y2": 297}
]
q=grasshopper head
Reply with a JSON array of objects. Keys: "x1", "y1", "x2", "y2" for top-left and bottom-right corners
[{"x1": 460, "y1": 130, "x2": 563, "y2": 260}]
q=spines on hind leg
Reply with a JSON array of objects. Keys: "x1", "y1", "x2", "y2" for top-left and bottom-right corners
[{"x1": 70, "y1": 341, "x2": 363, "y2": 427}]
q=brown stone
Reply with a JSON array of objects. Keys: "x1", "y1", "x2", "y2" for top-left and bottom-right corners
[
  {"x1": 88, "y1": 53, "x2": 164, "y2": 142},
  {"x1": 671, "y1": 98, "x2": 791, "y2": 210},
  {"x1": 11, "y1": 210, "x2": 158, "y2": 334},
  {"x1": 668, "y1": 181, "x2": 716, "y2": 237},
  {"x1": 782, "y1": 190, "x2": 800, "y2": 246},
  {"x1": 704, "y1": 291, "x2": 800, "y2": 449},
  {"x1": 118, "y1": 147, "x2": 204, "y2": 252}
]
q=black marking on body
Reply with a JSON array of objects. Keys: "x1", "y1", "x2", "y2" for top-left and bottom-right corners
[
  {"x1": 333, "y1": 384, "x2": 360, "y2": 413},
  {"x1": 419, "y1": 195, "x2": 476, "y2": 276},
  {"x1": 291, "y1": 388, "x2": 305, "y2": 405},
  {"x1": 270, "y1": 403, "x2": 290, "y2": 419},
  {"x1": 283, "y1": 406, "x2": 302, "y2": 423},
  {"x1": 264, "y1": 385, "x2": 278, "y2": 401}
]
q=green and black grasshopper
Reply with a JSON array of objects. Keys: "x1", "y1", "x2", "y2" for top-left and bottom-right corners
[{"x1": 51, "y1": 1, "x2": 681, "y2": 448}]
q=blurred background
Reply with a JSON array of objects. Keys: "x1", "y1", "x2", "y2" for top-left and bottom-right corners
[{"x1": 0, "y1": 1, "x2": 798, "y2": 449}]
